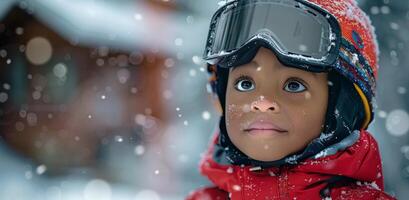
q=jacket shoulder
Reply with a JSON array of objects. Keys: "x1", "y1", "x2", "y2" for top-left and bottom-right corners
[
  {"x1": 186, "y1": 186, "x2": 228, "y2": 200},
  {"x1": 331, "y1": 183, "x2": 396, "y2": 200}
]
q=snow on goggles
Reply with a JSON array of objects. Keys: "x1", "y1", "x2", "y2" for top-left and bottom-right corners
[{"x1": 203, "y1": 0, "x2": 342, "y2": 71}]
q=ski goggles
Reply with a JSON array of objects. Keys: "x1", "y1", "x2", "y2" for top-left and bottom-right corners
[{"x1": 203, "y1": 0, "x2": 342, "y2": 72}]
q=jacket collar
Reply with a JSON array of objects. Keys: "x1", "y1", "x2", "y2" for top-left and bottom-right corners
[{"x1": 199, "y1": 129, "x2": 384, "y2": 196}]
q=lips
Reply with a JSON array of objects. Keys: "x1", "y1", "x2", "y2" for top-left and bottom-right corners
[{"x1": 243, "y1": 118, "x2": 287, "y2": 133}]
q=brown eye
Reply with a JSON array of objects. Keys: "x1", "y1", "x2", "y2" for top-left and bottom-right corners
[
  {"x1": 284, "y1": 80, "x2": 306, "y2": 93},
  {"x1": 234, "y1": 76, "x2": 255, "y2": 92}
]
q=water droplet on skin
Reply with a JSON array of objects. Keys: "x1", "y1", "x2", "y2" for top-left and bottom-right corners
[
  {"x1": 240, "y1": 122, "x2": 249, "y2": 131},
  {"x1": 228, "y1": 104, "x2": 243, "y2": 118},
  {"x1": 225, "y1": 118, "x2": 230, "y2": 126},
  {"x1": 256, "y1": 66, "x2": 262, "y2": 71},
  {"x1": 227, "y1": 104, "x2": 236, "y2": 112},
  {"x1": 242, "y1": 104, "x2": 251, "y2": 113},
  {"x1": 305, "y1": 92, "x2": 311, "y2": 100}
]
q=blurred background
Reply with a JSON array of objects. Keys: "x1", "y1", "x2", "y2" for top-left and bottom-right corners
[{"x1": 0, "y1": 0, "x2": 408, "y2": 199}]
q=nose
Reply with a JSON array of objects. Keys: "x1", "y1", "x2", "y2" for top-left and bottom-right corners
[{"x1": 251, "y1": 98, "x2": 280, "y2": 113}]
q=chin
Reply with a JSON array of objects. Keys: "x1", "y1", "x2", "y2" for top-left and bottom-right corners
[{"x1": 244, "y1": 149, "x2": 288, "y2": 162}]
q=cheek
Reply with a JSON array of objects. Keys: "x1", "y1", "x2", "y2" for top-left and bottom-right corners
[
  {"x1": 225, "y1": 103, "x2": 252, "y2": 128},
  {"x1": 288, "y1": 96, "x2": 327, "y2": 136},
  {"x1": 291, "y1": 110, "x2": 324, "y2": 132}
]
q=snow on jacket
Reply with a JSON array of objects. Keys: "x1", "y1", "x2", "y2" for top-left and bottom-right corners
[{"x1": 187, "y1": 130, "x2": 395, "y2": 200}]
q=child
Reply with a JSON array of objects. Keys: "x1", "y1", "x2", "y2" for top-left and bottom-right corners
[{"x1": 187, "y1": 0, "x2": 396, "y2": 199}]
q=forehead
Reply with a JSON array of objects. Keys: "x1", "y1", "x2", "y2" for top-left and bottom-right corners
[{"x1": 229, "y1": 54, "x2": 319, "y2": 81}]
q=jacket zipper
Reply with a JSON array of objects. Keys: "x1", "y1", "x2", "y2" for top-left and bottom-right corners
[{"x1": 277, "y1": 165, "x2": 290, "y2": 200}]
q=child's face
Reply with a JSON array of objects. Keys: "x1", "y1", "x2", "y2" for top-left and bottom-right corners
[{"x1": 225, "y1": 47, "x2": 328, "y2": 162}]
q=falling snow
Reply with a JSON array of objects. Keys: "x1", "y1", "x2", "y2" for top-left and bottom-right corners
[
  {"x1": 202, "y1": 111, "x2": 211, "y2": 120},
  {"x1": 135, "y1": 190, "x2": 161, "y2": 200},
  {"x1": 134, "y1": 145, "x2": 145, "y2": 156},
  {"x1": 134, "y1": 13, "x2": 143, "y2": 21},
  {"x1": 83, "y1": 179, "x2": 111, "y2": 200},
  {"x1": 0, "y1": 92, "x2": 8, "y2": 103},
  {"x1": 386, "y1": 109, "x2": 409, "y2": 136},
  {"x1": 25, "y1": 37, "x2": 53, "y2": 65},
  {"x1": 36, "y1": 164, "x2": 47, "y2": 175}
]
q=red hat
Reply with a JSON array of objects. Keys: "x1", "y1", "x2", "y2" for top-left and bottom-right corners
[{"x1": 307, "y1": 0, "x2": 379, "y2": 128}]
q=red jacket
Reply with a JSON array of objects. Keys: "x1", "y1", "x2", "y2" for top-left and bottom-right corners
[{"x1": 187, "y1": 130, "x2": 395, "y2": 200}]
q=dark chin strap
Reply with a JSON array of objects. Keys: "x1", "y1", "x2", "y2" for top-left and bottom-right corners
[{"x1": 213, "y1": 65, "x2": 365, "y2": 168}]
